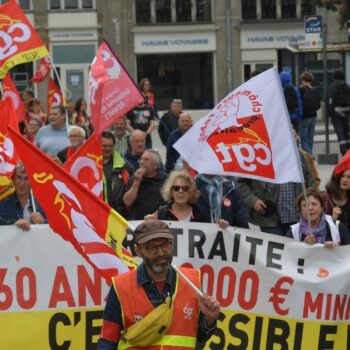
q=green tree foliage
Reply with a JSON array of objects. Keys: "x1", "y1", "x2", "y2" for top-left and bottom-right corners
[{"x1": 312, "y1": 0, "x2": 350, "y2": 28}]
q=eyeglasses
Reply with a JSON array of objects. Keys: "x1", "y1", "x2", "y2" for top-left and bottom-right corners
[
  {"x1": 14, "y1": 175, "x2": 29, "y2": 183},
  {"x1": 172, "y1": 185, "x2": 189, "y2": 192},
  {"x1": 143, "y1": 241, "x2": 172, "y2": 255}
]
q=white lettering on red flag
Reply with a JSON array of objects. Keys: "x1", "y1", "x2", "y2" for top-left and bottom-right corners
[{"x1": 89, "y1": 40, "x2": 144, "y2": 134}]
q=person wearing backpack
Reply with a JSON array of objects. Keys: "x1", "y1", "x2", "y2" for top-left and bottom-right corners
[
  {"x1": 279, "y1": 71, "x2": 303, "y2": 133},
  {"x1": 299, "y1": 71, "x2": 321, "y2": 156},
  {"x1": 327, "y1": 70, "x2": 350, "y2": 155}
]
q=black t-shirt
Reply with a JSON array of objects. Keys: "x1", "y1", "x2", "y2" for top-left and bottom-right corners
[{"x1": 127, "y1": 104, "x2": 155, "y2": 133}]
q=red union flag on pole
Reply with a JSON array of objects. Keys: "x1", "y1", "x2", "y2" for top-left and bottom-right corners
[
  {"x1": 47, "y1": 77, "x2": 64, "y2": 111},
  {"x1": 2, "y1": 73, "x2": 26, "y2": 122},
  {"x1": 0, "y1": 99, "x2": 19, "y2": 199},
  {"x1": 31, "y1": 55, "x2": 51, "y2": 83},
  {"x1": 64, "y1": 133, "x2": 103, "y2": 198},
  {"x1": 174, "y1": 68, "x2": 304, "y2": 183},
  {"x1": 89, "y1": 40, "x2": 144, "y2": 134},
  {"x1": 8, "y1": 127, "x2": 137, "y2": 280},
  {"x1": 0, "y1": 0, "x2": 49, "y2": 79}
]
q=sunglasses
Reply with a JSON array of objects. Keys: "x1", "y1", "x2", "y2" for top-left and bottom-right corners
[{"x1": 172, "y1": 185, "x2": 189, "y2": 192}]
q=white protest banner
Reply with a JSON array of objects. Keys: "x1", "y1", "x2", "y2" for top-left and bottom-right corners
[
  {"x1": 1, "y1": 222, "x2": 349, "y2": 349},
  {"x1": 174, "y1": 67, "x2": 304, "y2": 183}
]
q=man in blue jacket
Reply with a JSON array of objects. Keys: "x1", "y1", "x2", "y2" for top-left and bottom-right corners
[{"x1": 279, "y1": 71, "x2": 303, "y2": 133}]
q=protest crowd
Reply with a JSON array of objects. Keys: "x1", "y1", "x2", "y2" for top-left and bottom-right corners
[{"x1": 2, "y1": 3, "x2": 350, "y2": 347}]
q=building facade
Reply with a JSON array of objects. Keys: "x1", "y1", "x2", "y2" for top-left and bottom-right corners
[{"x1": 2, "y1": 0, "x2": 350, "y2": 111}]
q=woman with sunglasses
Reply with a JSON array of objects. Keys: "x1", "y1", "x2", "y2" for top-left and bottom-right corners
[{"x1": 144, "y1": 170, "x2": 209, "y2": 222}]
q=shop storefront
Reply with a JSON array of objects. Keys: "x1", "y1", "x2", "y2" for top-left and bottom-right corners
[{"x1": 134, "y1": 29, "x2": 216, "y2": 110}]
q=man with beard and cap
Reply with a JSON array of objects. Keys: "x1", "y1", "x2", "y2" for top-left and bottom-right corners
[{"x1": 97, "y1": 220, "x2": 220, "y2": 350}]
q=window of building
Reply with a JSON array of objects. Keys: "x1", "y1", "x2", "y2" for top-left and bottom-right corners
[
  {"x1": 135, "y1": 0, "x2": 151, "y2": 23},
  {"x1": 49, "y1": 0, "x2": 95, "y2": 10},
  {"x1": 261, "y1": 0, "x2": 276, "y2": 19},
  {"x1": 176, "y1": 0, "x2": 192, "y2": 23},
  {"x1": 196, "y1": 0, "x2": 211, "y2": 22},
  {"x1": 301, "y1": 0, "x2": 316, "y2": 16},
  {"x1": 135, "y1": 0, "x2": 212, "y2": 24},
  {"x1": 242, "y1": 0, "x2": 256, "y2": 20},
  {"x1": 156, "y1": 0, "x2": 171, "y2": 23},
  {"x1": 65, "y1": 0, "x2": 78, "y2": 9},
  {"x1": 0, "y1": 0, "x2": 32, "y2": 10},
  {"x1": 281, "y1": 0, "x2": 296, "y2": 19},
  {"x1": 242, "y1": 0, "x2": 312, "y2": 20},
  {"x1": 137, "y1": 53, "x2": 214, "y2": 110}
]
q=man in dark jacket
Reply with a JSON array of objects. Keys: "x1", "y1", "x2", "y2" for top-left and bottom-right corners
[
  {"x1": 123, "y1": 149, "x2": 167, "y2": 219},
  {"x1": 158, "y1": 99, "x2": 183, "y2": 146},
  {"x1": 327, "y1": 70, "x2": 350, "y2": 155},
  {"x1": 102, "y1": 131, "x2": 134, "y2": 218},
  {"x1": 165, "y1": 112, "x2": 193, "y2": 173}
]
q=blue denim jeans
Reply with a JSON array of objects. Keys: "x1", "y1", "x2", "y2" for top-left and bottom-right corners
[{"x1": 300, "y1": 117, "x2": 316, "y2": 155}]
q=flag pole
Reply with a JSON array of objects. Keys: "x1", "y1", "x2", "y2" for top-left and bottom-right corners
[
  {"x1": 48, "y1": 55, "x2": 69, "y2": 132},
  {"x1": 127, "y1": 222, "x2": 203, "y2": 296},
  {"x1": 30, "y1": 189, "x2": 37, "y2": 213}
]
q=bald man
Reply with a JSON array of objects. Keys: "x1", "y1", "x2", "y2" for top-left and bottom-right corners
[{"x1": 165, "y1": 112, "x2": 193, "y2": 173}]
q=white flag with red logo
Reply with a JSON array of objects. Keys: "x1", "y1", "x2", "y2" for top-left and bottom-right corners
[
  {"x1": 89, "y1": 40, "x2": 144, "y2": 135},
  {"x1": 174, "y1": 68, "x2": 304, "y2": 183},
  {"x1": 31, "y1": 55, "x2": 51, "y2": 83},
  {"x1": 2, "y1": 73, "x2": 26, "y2": 122},
  {"x1": 64, "y1": 134, "x2": 103, "y2": 198}
]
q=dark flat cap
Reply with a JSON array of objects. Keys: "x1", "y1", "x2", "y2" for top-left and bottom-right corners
[{"x1": 133, "y1": 220, "x2": 173, "y2": 244}]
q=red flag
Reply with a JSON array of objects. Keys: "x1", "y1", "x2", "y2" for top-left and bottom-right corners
[
  {"x1": 0, "y1": 99, "x2": 19, "y2": 199},
  {"x1": 47, "y1": 78, "x2": 64, "y2": 111},
  {"x1": 334, "y1": 150, "x2": 350, "y2": 175},
  {"x1": 0, "y1": 0, "x2": 49, "y2": 79},
  {"x1": 2, "y1": 73, "x2": 26, "y2": 122},
  {"x1": 8, "y1": 126, "x2": 137, "y2": 280},
  {"x1": 64, "y1": 134, "x2": 103, "y2": 198},
  {"x1": 89, "y1": 40, "x2": 144, "y2": 134},
  {"x1": 31, "y1": 55, "x2": 51, "y2": 83}
]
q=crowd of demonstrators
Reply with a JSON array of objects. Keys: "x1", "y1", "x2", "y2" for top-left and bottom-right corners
[
  {"x1": 5, "y1": 77, "x2": 350, "y2": 247},
  {"x1": 101, "y1": 131, "x2": 134, "y2": 219},
  {"x1": 158, "y1": 98, "x2": 183, "y2": 146},
  {"x1": 326, "y1": 70, "x2": 350, "y2": 156},
  {"x1": 57, "y1": 125, "x2": 86, "y2": 164},
  {"x1": 0, "y1": 162, "x2": 46, "y2": 230},
  {"x1": 286, "y1": 188, "x2": 350, "y2": 247},
  {"x1": 145, "y1": 170, "x2": 208, "y2": 223}
]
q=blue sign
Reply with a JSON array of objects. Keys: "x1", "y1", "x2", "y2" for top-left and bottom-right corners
[{"x1": 305, "y1": 15, "x2": 323, "y2": 33}]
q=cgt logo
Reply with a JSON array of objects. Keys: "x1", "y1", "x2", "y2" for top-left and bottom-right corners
[
  {"x1": 0, "y1": 14, "x2": 31, "y2": 60},
  {"x1": 206, "y1": 114, "x2": 275, "y2": 179}
]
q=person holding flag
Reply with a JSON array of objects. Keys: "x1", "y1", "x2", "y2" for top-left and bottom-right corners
[{"x1": 98, "y1": 220, "x2": 220, "y2": 350}]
